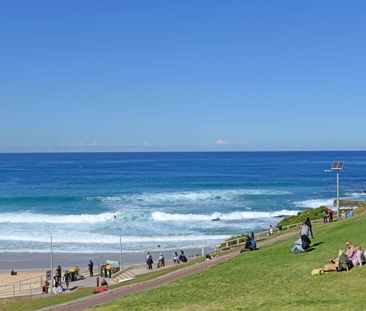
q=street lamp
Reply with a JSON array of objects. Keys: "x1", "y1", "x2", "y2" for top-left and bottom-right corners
[
  {"x1": 50, "y1": 235, "x2": 54, "y2": 288},
  {"x1": 331, "y1": 161, "x2": 344, "y2": 220},
  {"x1": 114, "y1": 214, "x2": 122, "y2": 271},
  {"x1": 119, "y1": 228, "x2": 122, "y2": 272}
]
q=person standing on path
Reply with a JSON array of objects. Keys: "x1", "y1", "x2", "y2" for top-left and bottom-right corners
[
  {"x1": 328, "y1": 209, "x2": 334, "y2": 222},
  {"x1": 63, "y1": 270, "x2": 71, "y2": 290},
  {"x1": 88, "y1": 260, "x2": 94, "y2": 277},
  {"x1": 56, "y1": 265, "x2": 62, "y2": 286},
  {"x1": 146, "y1": 252, "x2": 153, "y2": 270}
]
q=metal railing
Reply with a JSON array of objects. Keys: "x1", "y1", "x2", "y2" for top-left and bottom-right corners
[
  {"x1": 0, "y1": 266, "x2": 95, "y2": 299},
  {"x1": 221, "y1": 219, "x2": 324, "y2": 249},
  {"x1": 0, "y1": 274, "x2": 45, "y2": 298}
]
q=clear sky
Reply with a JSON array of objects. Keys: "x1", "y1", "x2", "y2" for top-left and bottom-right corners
[{"x1": 1, "y1": 1, "x2": 365, "y2": 152}]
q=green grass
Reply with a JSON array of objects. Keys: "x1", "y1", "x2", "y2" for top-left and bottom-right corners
[
  {"x1": 0, "y1": 288, "x2": 93, "y2": 311},
  {"x1": 92, "y1": 214, "x2": 366, "y2": 311}
]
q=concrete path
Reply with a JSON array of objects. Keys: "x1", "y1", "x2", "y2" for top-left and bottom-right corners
[{"x1": 42, "y1": 231, "x2": 297, "y2": 311}]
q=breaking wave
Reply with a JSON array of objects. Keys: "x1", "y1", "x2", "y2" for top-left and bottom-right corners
[
  {"x1": 293, "y1": 199, "x2": 334, "y2": 208},
  {"x1": 0, "y1": 233, "x2": 229, "y2": 244},
  {"x1": 152, "y1": 210, "x2": 298, "y2": 222},
  {"x1": 92, "y1": 189, "x2": 291, "y2": 206},
  {"x1": 0, "y1": 212, "x2": 117, "y2": 224}
]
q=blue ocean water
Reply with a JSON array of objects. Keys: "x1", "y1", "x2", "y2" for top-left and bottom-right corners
[{"x1": 0, "y1": 151, "x2": 365, "y2": 253}]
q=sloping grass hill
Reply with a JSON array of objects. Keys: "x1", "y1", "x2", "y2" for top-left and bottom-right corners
[{"x1": 93, "y1": 213, "x2": 366, "y2": 311}]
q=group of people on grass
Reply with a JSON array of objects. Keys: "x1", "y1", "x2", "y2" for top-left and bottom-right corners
[
  {"x1": 322, "y1": 208, "x2": 334, "y2": 223},
  {"x1": 289, "y1": 214, "x2": 366, "y2": 274},
  {"x1": 146, "y1": 250, "x2": 188, "y2": 270},
  {"x1": 321, "y1": 240, "x2": 366, "y2": 273}
]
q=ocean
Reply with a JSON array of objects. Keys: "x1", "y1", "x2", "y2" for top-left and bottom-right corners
[{"x1": 0, "y1": 151, "x2": 365, "y2": 253}]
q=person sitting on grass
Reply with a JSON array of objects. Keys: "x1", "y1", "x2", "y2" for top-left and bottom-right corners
[
  {"x1": 338, "y1": 250, "x2": 351, "y2": 272},
  {"x1": 346, "y1": 208, "x2": 354, "y2": 217},
  {"x1": 291, "y1": 239, "x2": 304, "y2": 253},
  {"x1": 291, "y1": 234, "x2": 311, "y2": 254},
  {"x1": 350, "y1": 245, "x2": 365, "y2": 267},
  {"x1": 345, "y1": 240, "x2": 356, "y2": 261},
  {"x1": 244, "y1": 235, "x2": 257, "y2": 250},
  {"x1": 329, "y1": 249, "x2": 351, "y2": 272},
  {"x1": 101, "y1": 278, "x2": 108, "y2": 286}
]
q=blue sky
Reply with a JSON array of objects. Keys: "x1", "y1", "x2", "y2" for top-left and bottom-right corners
[{"x1": 1, "y1": 1, "x2": 365, "y2": 151}]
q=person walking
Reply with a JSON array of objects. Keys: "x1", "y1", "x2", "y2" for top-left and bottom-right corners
[
  {"x1": 158, "y1": 253, "x2": 165, "y2": 268},
  {"x1": 268, "y1": 225, "x2": 274, "y2": 236},
  {"x1": 146, "y1": 252, "x2": 153, "y2": 270},
  {"x1": 63, "y1": 270, "x2": 71, "y2": 290},
  {"x1": 173, "y1": 251, "x2": 180, "y2": 264}
]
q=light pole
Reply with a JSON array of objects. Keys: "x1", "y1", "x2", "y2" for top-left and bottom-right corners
[
  {"x1": 119, "y1": 228, "x2": 122, "y2": 271},
  {"x1": 114, "y1": 214, "x2": 122, "y2": 271},
  {"x1": 331, "y1": 161, "x2": 344, "y2": 220},
  {"x1": 50, "y1": 235, "x2": 53, "y2": 287}
]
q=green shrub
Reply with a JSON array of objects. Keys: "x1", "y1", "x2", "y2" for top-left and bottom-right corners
[{"x1": 277, "y1": 205, "x2": 328, "y2": 227}]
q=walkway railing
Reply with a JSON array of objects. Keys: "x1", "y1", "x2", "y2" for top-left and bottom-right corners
[
  {"x1": 0, "y1": 274, "x2": 45, "y2": 298},
  {"x1": 221, "y1": 219, "x2": 324, "y2": 249},
  {"x1": 0, "y1": 267, "x2": 94, "y2": 299}
]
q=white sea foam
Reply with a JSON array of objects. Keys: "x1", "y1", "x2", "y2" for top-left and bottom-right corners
[
  {"x1": 345, "y1": 192, "x2": 366, "y2": 198},
  {"x1": 92, "y1": 189, "x2": 291, "y2": 206},
  {"x1": 0, "y1": 233, "x2": 229, "y2": 244},
  {"x1": 0, "y1": 212, "x2": 118, "y2": 224},
  {"x1": 293, "y1": 199, "x2": 334, "y2": 208},
  {"x1": 152, "y1": 210, "x2": 298, "y2": 222}
]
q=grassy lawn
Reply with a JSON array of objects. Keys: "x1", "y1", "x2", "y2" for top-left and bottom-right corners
[
  {"x1": 0, "y1": 288, "x2": 93, "y2": 311},
  {"x1": 92, "y1": 214, "x2": 366, "y2": 311}
]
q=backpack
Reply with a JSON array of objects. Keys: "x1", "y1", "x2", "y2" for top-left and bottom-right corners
[{"x1": 301, "y1": 235, "x2": 311, "y2": 250}]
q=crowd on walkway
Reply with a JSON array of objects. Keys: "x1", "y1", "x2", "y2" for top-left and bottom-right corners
[
  {"x1": 146, "y1": 250, "x2": 188, "y2": 270},
  {"x1": 42, "y1": 260, "x2": 94, "y2": 294}
]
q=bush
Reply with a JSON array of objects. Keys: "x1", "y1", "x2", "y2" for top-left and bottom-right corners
[{"x1": 277, "y1": 206, "x2": 328, "y2": 227}]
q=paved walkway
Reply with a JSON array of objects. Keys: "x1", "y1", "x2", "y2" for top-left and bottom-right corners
[{"x1": 42, "y1": 231, "x2": 298, "y2": 311}]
